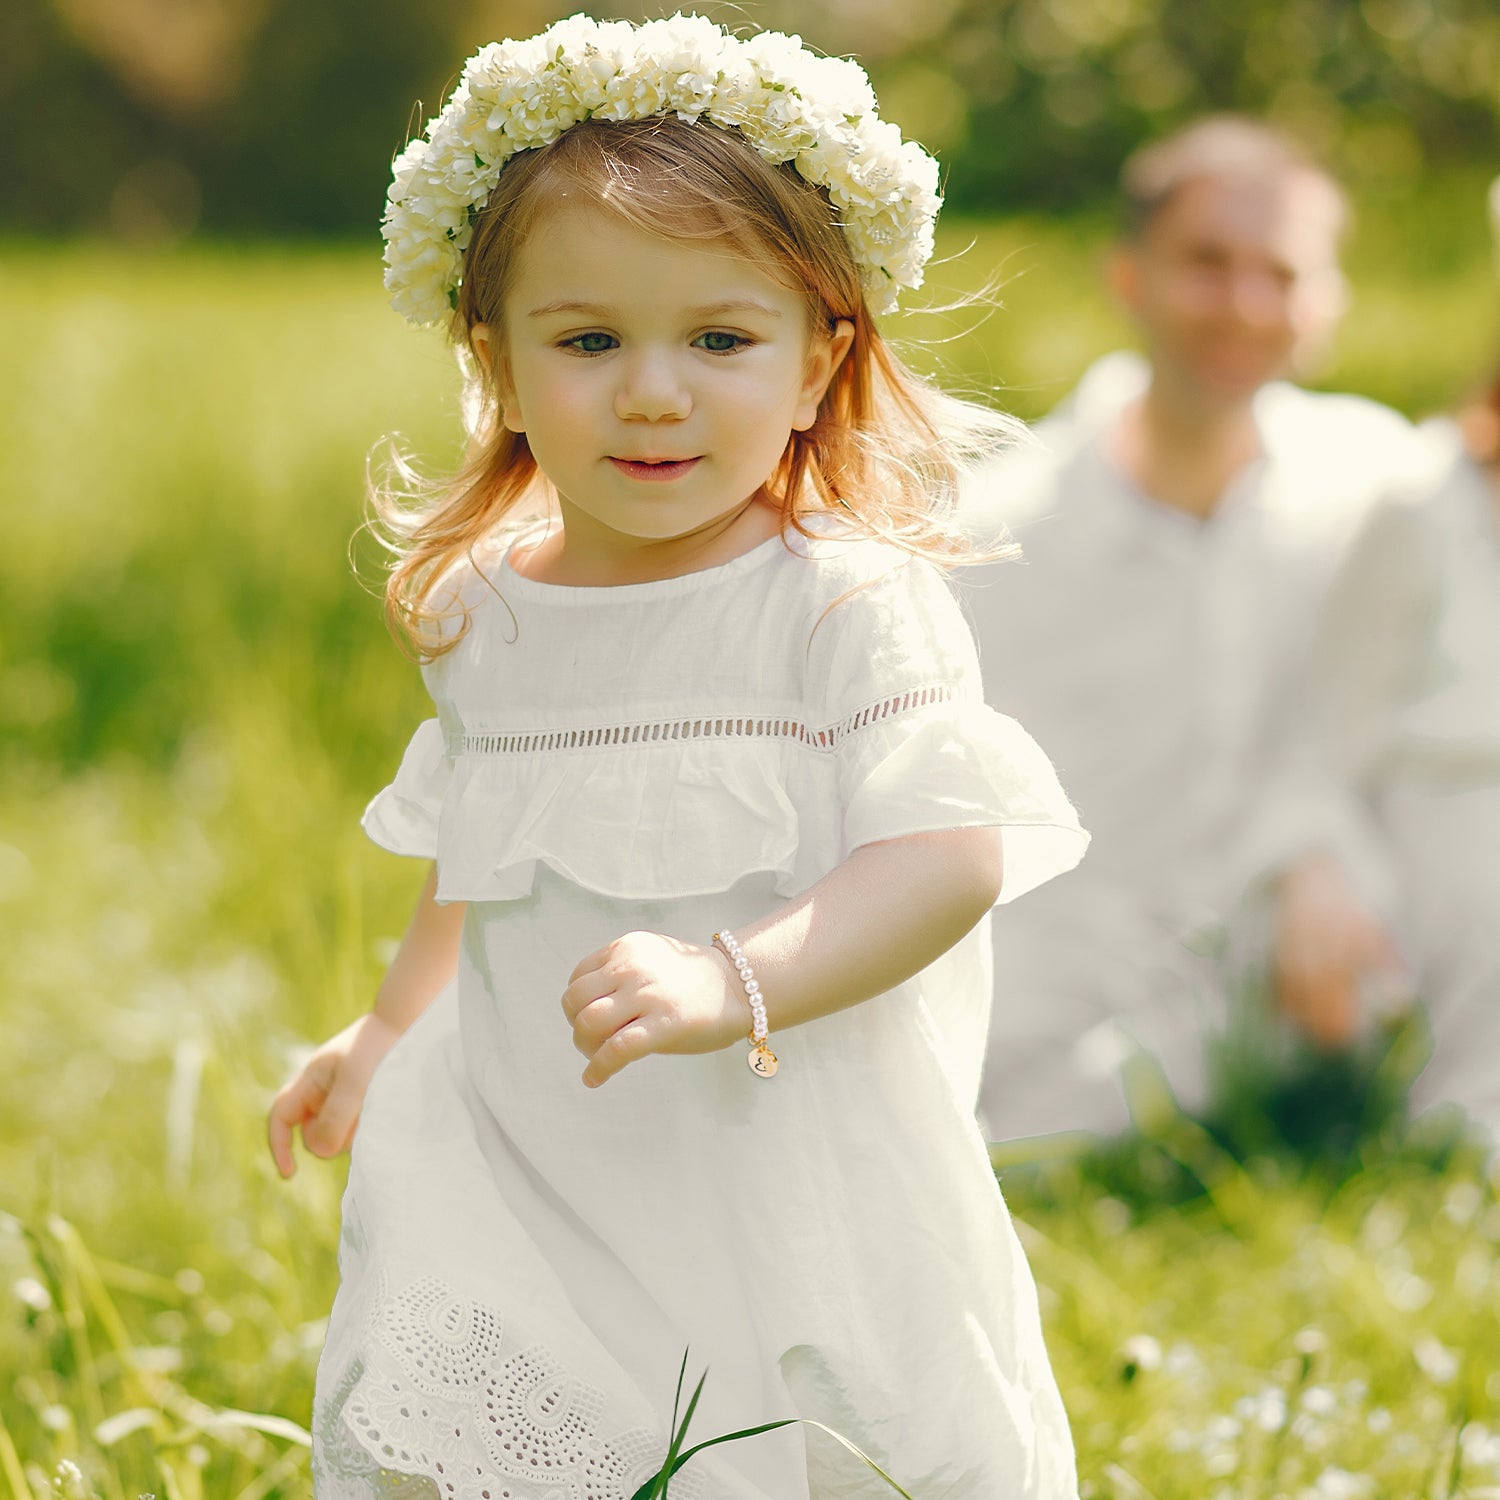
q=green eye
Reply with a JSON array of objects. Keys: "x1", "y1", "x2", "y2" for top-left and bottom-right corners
[
  {"x1": 568, "y1": 332, "x2": 617, "y2": 354},
  {"x1": 696, "y1": 331, "x2": 746, "y2": 353}
]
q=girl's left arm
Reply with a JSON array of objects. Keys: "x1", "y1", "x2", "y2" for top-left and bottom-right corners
[{"x1": 562, "y1": 825, "x2": 1003, "y2": 1088}]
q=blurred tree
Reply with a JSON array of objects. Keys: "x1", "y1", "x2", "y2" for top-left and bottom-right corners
[
  {"x1": 1, "y1": 0, "x2": 1498, "y2": 236},
  {"x1": 915, "y1": 0, "x2": 1500, "y2": 209},
  {"x1": 0, "y1": 0, "x2": 481, "y2": 239}
]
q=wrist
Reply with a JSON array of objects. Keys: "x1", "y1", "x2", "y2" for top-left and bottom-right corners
[
  {"x1": 705, "y1": 943, "x2": 750, "y2": 1044},
  {"x1": 712, "y1": 929, "x2": 778, "y2": 1078},
  {"x1": 371, "y1": 989, "x2": 421, "y2": 1036}
]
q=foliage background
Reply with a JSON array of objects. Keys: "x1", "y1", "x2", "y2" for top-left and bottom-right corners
[
  {"x1": 5, "y1": 0, "x2": 1500, "y2": 238},
  {"x1": 4, "y1": 3, "x2": 1500, "y2": 1498}
]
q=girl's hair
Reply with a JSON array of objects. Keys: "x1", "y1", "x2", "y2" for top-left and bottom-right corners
[{"x1": 373, "y1": 114, "x2": 1017, "y2": 659}]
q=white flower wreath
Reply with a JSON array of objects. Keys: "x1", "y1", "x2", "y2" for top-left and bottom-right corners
[{"x1": 381, "y1": 12, "x2": 943, "y2": 327}]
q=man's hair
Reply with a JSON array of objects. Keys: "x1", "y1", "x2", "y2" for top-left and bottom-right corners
[{"x1": 1118, "y1": 115, "x2": 1346, "y2": 241}]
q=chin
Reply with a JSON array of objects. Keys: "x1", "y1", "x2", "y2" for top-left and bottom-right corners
[{"x1": 1194, "y1": 360, "x2": 1285, "y2": 400}]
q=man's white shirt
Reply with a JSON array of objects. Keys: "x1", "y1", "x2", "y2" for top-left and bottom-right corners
[{"x1": 961, "y1": 351, "x2": 1434, "y2": 1141}]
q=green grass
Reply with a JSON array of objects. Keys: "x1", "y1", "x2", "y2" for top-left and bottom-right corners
[{"x1": 3, "y1": 195, "x2": 1500, "y2": 1499}]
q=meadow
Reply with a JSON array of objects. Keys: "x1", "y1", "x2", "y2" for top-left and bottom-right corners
[{"x1": 3, "y1": 181, "x2": 1500, "y2": 1500}]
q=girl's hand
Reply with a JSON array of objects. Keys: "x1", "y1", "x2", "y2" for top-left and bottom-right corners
[
  {"x1": 561, "y1": 932, "x2": 745, "y2": 1087},
  {"x1": 267, "y1": 1012, "x2": 403, "y2": 1177}
]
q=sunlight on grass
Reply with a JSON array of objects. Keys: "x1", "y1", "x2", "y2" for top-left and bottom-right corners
[{"x1": 4, "y1": 194, "x2": 1499, "y2": 1496}]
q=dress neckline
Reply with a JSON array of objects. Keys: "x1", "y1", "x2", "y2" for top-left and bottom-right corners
[{"x1": 497, "y1": 520, "x2": 811, "y2": 605}]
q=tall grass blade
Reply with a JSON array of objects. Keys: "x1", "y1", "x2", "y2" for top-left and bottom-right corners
[
  {"x1": 630, "y1": 1355, "x2": 917, "y2": 1500},
  {"x1": 1102, "y1": 1461, "x2": 1159, "y2": 1500},
  {"x1": 657, "y1": 1369, "x2": 707, "y2": 1498},
  {"x1": 0, "y1": 1413, "x2": 38, "y2": 1500},
  {"x1": 628, "y1": 1353, "x2": 707, "y2": 1500},
  {"x1": 166, "y1": 1036, "x2": 206, "y2": 1192},
  {"x1": 202, "y1": 1410, "x2": 312, "y2": 1448}
]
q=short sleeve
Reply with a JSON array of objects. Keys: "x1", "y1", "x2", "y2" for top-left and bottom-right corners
[
  {"x1": 361, "y1": 718, "x2": 455, "y2": 859},
  {"x1": 812, "y1": 557, "x2": 1089, "y2": 905}
]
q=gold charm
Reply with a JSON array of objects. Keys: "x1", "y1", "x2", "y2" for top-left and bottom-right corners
[{"x1": 747, "y1": 1043, "x2": 779, "y2": 1078}]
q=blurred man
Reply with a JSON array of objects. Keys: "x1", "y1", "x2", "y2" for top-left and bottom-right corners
[{"x1": 965, "y1": 117, "x2": 1433, "y2": 1144}]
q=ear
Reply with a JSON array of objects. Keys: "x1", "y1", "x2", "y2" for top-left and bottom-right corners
[
  {"x1": 792, "y1": 318, "x2": 856, "y2": 432},
  {"x1": 1105, "y1": 244, "x2": 1141, "y2": 317},
  {"x1": 471, "y1": 324, "x2": 526, "y2": 434},
  {"x1": 1288, "y1": 266, "x2": 1350, "y2": 379},
  {"x1": 1311, "y1": 265, "x2": 1349, "y2": 327}
]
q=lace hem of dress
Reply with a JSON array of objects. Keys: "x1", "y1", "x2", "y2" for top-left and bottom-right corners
[
  {"x1": 448, "y1": 683, "x2": 966, "y2": 758},
  {"x1": 314, "y1": 1275, "x2": 708, "y2": 1500}
]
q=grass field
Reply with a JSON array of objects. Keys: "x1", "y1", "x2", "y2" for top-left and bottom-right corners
[{"x1": 3, "y1": 188, "x2": 1500, "y2": 1500}]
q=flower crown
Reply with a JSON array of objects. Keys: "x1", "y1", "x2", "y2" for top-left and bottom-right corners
[{"x1": 381, "y1": 12, "x2": 942, "y2": 328}]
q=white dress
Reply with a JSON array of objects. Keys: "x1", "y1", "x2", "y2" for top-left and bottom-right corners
[{"x1": 311, "y1": 520, "x2": 1090, "y2": 1499}]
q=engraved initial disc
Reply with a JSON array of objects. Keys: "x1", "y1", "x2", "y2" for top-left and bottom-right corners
[{"x1": 748, "y1": 1045, "x2": 778, "y2": 1078}]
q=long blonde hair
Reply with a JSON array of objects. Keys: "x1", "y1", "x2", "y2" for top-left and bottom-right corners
[{"x1": 373, "y1": 114, "x2": 1017, "y2": 659}]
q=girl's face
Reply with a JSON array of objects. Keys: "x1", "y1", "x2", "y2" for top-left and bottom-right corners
[{"x1": 483, "y1": 199, "x2": 850, "y2": 563}]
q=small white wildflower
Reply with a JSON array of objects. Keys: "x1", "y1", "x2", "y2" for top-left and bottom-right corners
[
  {"x1": 1461, "y1": 1423, "x2": 1500, "y2": 1470},
  {"x1": 1414, "y1": 1336, "x2": 1459, "y2": 1384},
  {"x1": 1300, "y1": 1385, "x2": 1338, "y2": 1416},
  {"x1": 1293, "y1": 1327, "x2": 1329, "y2": 1358},
  {"x1": 1310, "y1": 1466, "x2": 1374, "y2": 1499},
  {"x1": 52, "y1": 1460, "x2": 87, "y2": 1500},
  {"x1": 1366, "y1": 1407, "x2": 1393, "y2": 1434},
  {"x1": 1119, "y1": 1334, "x2": 1163, "y2": 1373},
  {"x1": 13, "y1": 1276, "x2": 52, "y2": 1312},
  {"x1": 1234, "y1": 1387, "x2": 1288, "y2": 1433},
  {"x1": 1385, "y1": 1270, "x2": 1434, "y2": 1311},
  {"x1": 40, "y1": 1406, "x2": 70, "y2": 1432}
]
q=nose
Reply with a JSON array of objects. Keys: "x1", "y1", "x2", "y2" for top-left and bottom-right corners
[
  {"x1": 615, "y1": 348, "x2": 691, "y2": 422},
  {"x1": 1226, "y1": 267, "x2": 1290, "y2": 330}
]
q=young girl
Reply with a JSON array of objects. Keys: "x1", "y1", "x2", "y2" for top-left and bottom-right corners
[{"x1": 269, "y1": 17, "x2": 1088, "y2": 1497}]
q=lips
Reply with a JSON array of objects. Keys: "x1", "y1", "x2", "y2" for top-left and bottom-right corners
[{"x1": 609, "y1": 456, "x2": 701, "y2": 482}]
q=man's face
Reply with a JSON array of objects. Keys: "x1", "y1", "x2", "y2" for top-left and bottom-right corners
[{"x1": 1112, "y1": 169, "x2": 1347, "y2": 401}]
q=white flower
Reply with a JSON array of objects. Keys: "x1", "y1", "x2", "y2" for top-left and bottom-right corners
[
  {"x1": 1118, "y1": 1334, "x2": 1163, "y2": 1372},
  {"x1": 633, "y1": 14, "x2": 727, "y2": 116},
  {"x1": 380, "y1": 13, "x2": 941, "y2": 327},
  {"x1": 13, "y1": 1276, "x2": 51, "y2": 1312},
  {"x1": 1413, "y1": 1336, "x2": 1458, "y2": 1384},
  {"x1": 1308, "y1": 1468, "x2": 1374, "y2": 1500}
]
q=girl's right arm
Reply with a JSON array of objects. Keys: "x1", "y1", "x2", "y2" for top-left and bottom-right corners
[{"x1": 267, "y1": 864, "x2": 465, "y2": 1178}]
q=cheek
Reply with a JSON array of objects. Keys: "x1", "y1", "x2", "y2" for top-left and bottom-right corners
[
  {"x1": 1138, "y1": 268, "x2": 1205, "y2": 330},
  {"x1": 513, "y1": 360, "x2": 599, "y2": 430},
  {"x1": 719, "y1": 354, "x2": 807, "y2": 418}
]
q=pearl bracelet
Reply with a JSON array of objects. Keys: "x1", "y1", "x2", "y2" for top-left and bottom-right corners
[{"x1": 712, "y1": 930, "x2": 778, "y2": 1079}]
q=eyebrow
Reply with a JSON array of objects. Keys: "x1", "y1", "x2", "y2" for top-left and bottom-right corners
[{"x1": 527, "y1": 298, "x2": 782, "y2": 319}]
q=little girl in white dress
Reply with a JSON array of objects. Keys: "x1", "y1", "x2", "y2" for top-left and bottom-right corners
[{"x1": 268, "y1": 17, "x2": 1089, "y2": 1497}]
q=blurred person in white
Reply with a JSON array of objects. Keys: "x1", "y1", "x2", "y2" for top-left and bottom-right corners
[
  {"x1": 1308, "y1": 177, "x2": 1500, "y2": 1148},
  {"x1": 963, "y1": 117, "x2": 1434, "y2": 1145}
]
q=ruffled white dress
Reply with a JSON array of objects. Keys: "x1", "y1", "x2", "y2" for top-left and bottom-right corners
[{"x1": 311, "y1": 521, "x2": 1089, "y2": 1500}]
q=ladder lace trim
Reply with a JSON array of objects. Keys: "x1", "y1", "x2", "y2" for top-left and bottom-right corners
[{"x1": 448, "y1": 683, "x2": 962, "y2": 758}]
